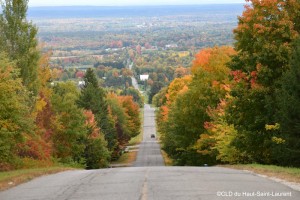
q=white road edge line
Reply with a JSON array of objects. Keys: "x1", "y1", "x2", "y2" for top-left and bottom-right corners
[{"x1": 243, "y1": 170, "x2": 300, "y2": 192}]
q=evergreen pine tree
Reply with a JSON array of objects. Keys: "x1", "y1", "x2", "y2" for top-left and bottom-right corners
[
  {"x1": 77, "y1": 68, "x2": 118, "y2": 152},
  {"x1": 275, "y1": 38, "x2": 300, "y2": 166},
  {"x1": 83, "y1": 68, "x2": 99, "y2": 88}
]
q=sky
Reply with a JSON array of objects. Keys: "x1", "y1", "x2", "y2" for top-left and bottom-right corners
[{"x1": 28, "y1": 0, "x2": 245, "y2": 7}]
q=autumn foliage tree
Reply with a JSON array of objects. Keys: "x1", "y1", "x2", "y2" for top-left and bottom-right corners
[
  {"x1": 106, "y1": 93, "x2": 141, "y2": 158},
  {"x1": 26, "y1": 53, "x2": 54, "y2": 162},
  {"x1": 0, "y1": 0, "x2": 49, "y2": 170},
  {"x1": 157, "y1": 46, "x2": 235, "y2": 165},
  {"x1": 0, "y1": 52, "x2": 34, "y2": 170},
  {"x1": 0, "y1": 0, "x2": 142, "y2": 171},
  {"x1": 227, "y1": 0, "x2": 300, "y2": 164},
  {"x1": 107, "y1": 93, "x2": 131, "y2": 157},
  {"x1": 118, "y1": 96, "x2": 141, "y2": 138}
]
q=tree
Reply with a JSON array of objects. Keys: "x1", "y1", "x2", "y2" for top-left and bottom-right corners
[
  {"x1": 174, "y1": 66, "x2": 190, "y2": 78},
  {"x1": 152, "y1": 87, "x2": 168, "y2": 108},
  {"x1": 120, "y1": 87, "x2": 144, "y2": 107},
  {"x1": 28, "y1": 53, "x2": 55, "y2": 161},
  {"x1": 158, "y1": 47, "x2": 235, "y2": 165},
  {"x1": 107, "y1": 93, "x2": 131, "y2": 156},
  {"x1": 77, "y1": 68, "x2": 118, "y2": 153},
  {"x1": 0, "y1": 0, "x2": 40, "y2": 94},
  {"x1": 148, "y1": 81, "x2": 164, "y2": 103},
  {"x1": 51, "y1": 82, "x2": 87, "y2": 165},
  {"x1": 227, "y1": 0, "x2": 300, "y2": 164},
  {"x1": 165, "y1": 76, "x2": 192, "y2": 106},
  {"x1": 118, "y1": 96, "x2": 141, "y2": 138},
  {"x1": 0, "y1": 52, "x2": 34, "y2": 170},
  {"x1": 274, "y1": 38, "x2": 300, "y2": 166},
  {"x1": 84, "y1": 111, "x2": 110, "y2": 169},
  {"x1": 231, "y1": 0, "x2": 299, "y2": 85},
  {"x1": 83, "y1": 68, "x2": 99, "y2": 88},
  {"x1": 106, "y1": 93, "x2": 141, "y2": 159}
]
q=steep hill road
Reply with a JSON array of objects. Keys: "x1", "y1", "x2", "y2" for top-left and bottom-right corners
[{"x1": 0, "y1": 77, "x2": 299, "y2": 200}]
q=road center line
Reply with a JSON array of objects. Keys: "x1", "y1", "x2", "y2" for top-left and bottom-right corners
[{"x1": 140, "y1": 169, "x2": 149, "y2": 200}]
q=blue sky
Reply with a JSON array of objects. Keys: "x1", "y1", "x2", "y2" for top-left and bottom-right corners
[{"x1": 29, "y1": 0, "x2": 245, "y2": 7}]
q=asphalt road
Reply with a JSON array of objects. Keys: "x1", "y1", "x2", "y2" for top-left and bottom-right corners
[
  {"x1": 131, "y1": 76, "x2": 139, "y2": 91},
  {"x1": 134, "y1": 104, "x2": 164, "y2": 167},
  {"x1": 1, "y1": 167, "x2": 299, "y2": 200},
  {"x1": 131, "y1": 76, "x2": 164, "y2": 166}
]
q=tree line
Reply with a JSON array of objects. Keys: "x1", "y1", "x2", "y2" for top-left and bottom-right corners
[
  {"x1": 155, "y1": 0, "x2": 300, "y2": 167},
  {"x1": 0, "y1": 0, "x2": 141, "y2": 171}
]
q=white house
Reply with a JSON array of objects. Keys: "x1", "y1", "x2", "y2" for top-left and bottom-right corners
[{"x1": 140, "y1": 75, "x2": 149, "y2": 81}]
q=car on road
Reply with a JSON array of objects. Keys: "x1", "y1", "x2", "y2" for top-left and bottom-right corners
[{"x1": 151, "y1": 134, "x2": 155, "y2": 138}]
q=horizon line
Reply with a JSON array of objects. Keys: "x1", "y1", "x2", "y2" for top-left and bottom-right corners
[{"x1": 28, "y1": 3, "x2": 245, "y2": 8}]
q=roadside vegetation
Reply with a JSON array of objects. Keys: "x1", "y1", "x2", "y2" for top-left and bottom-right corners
[
  {"x1": 0, "y1": 0, "x2": 142, "y2": 171},
  {"x1": 161, "y1": 150, "x2": 173, "y2": 166},
  {"x1": 110, "y1": 151, "x2": 138, "y2": 167},
  {"x1": 0, "y1": 166, "x2": 76, "y2": 191},
  {"x1": 155, "y1": 0, "x2": 300, "y2": 168}
]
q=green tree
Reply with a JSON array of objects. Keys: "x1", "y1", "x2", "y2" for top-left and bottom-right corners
[
  {"x1": 85, "y1": 138, "x2": 110, "y2": 168},
  {"x1": 274, "y1": 38, "x2": 300, "y2": 166},
  {"x1": 0, "y1": 0, "x2": 40, "y2": 94},
  {"x1": 149, "y1": 81, "x2": 164, "y2": 104},
  {"x1": 83, "y1": 68, "x2": 99, "y2": 88},
  {"x1": 51, "y1": 82, "x2": 87, "y2": 165}
]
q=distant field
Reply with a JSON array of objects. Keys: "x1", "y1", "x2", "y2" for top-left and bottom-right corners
[
  {"x1": 30, "y1": 4, "x2": 244, "y2": 89},
  {"x1": 32, "y1": 5, "x2": 244, "y2": 67}
]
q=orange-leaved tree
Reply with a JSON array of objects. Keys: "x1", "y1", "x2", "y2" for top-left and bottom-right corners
[{"x1": 158, "y1": 46, "x2": 235, "y2": 165}]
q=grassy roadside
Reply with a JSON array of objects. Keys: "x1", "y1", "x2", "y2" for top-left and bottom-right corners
[
  {"x1": 223, "y1": 164, "x2": 300, "y2": 183},
  {"x1": 0, "y1": 166, "x2": 75, "y2": 191},
  {"x1": 110, "y1": 151, "x2": 138, "y2": 167},
  {"x1": 161, "y1": 150, "x2": 173, "y2": 166}
]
